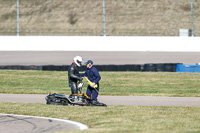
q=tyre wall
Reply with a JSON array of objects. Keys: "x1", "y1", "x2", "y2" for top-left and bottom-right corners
[{"x1": 0, "y1": 63, "x2": 180, "y2": 72}]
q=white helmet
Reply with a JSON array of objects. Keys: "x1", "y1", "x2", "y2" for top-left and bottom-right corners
[{"x1": 73, "y1": 56, "x2": 84, "y2": 67}]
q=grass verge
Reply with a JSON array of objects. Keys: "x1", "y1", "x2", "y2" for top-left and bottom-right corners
[
  {"x1": 0, "y1": 70, "x2": 200, "y2": 97},
  {"x1": 0, "y1": 102, "x2": 200, "y2": 133}
]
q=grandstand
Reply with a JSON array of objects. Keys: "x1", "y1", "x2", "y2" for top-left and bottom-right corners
[{"x1": 0, "y1": 0, "x2": 200, "y2": 36}]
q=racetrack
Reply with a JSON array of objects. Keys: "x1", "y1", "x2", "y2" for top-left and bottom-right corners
[
  {"x1": 1, "y1": 92, "x2": 200, "y2": 133},
  {"x1": 0, "y1": 114, "x2": 87, "y2": 133},
  {"x1": 1, "y1": 51, "x2": 200, "y2": 133},
  {"x1": 0, "y1": 94, "x2": 200, "y2": 107},
  {"x1": 1, "y1": 51, "x2": 200, "y2": 65}
]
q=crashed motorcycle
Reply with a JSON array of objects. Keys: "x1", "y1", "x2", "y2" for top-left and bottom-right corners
[{"x1": 45, "y1": 81, "x2": 107, "y2": 107}]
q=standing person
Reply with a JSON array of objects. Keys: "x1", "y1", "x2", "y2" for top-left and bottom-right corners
[
  {"x1": 80, "y1": 60, "x2": 101, "y2": 102},
  {"x1": 68, "y1": 56, "x2": 84, "y2": 95}
]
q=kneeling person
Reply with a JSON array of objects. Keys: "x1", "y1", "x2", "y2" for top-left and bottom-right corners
[{"x1": 80, "y1": 60, "x2": 101, "y2": 101}]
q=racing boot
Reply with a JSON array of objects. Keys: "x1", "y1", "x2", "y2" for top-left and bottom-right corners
[{"x1": 91, "y1": 100, "x2": 107, "y2": 106}]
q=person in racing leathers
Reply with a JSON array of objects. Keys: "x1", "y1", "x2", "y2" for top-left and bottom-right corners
[
  {"x1": 80, "y1": 60, "x2": 101, "y2": 102},
  {"x1": 68, "y1": 56, "x2": 84, "y2": 95}
]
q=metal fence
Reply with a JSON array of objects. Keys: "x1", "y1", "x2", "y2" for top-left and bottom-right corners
[{"x1": 0, "y1": 0, "x2": 199, "y2": 36}]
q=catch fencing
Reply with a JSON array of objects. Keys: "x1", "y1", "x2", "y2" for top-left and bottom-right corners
[{"x1": 0, "y1": 0, "x2": 200, "y2": 36}]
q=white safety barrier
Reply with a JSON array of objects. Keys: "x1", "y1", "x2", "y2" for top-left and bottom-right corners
[{"x1": 0, "y1": 36, "x2": 200, "y2": 52}]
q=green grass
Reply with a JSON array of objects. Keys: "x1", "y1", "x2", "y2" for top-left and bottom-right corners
[
  {"x1": 0, "y1": 70, "x2": 200, "y2": 97},
  {"x1": 0, "y1": 70, "x2": 68, "y2": 94},
  {"x1": 0, "y1": 102, "x2": 200, "y2": 133},
  {"x1": 1, "y1": 70, "x2": 200, "y2": 132}
]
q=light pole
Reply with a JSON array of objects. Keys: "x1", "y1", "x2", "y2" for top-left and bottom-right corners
[
  {"x1": 190, "y1": 0, "x2": 194, "y2": 36},
  {"x1": 102, "y1": 0, "x2": 106, "y2": 36},
  {"x1": 17, "y1": 0, "x2": 19, "y2": 36}
]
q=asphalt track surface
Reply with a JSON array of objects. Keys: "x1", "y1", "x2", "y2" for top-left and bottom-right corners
[
  {"x1": 0, "y1": 113, "x2": 87, "y2": 133},
  {"x1": 1, "y1": 94, "x2": 200, "y2": 133},
  {"x1": 0, "y1": 94, "x2": 200, "y2": 107},
  {"x1": 1, "y1": 51, "x2": 200, "y2": 65}
]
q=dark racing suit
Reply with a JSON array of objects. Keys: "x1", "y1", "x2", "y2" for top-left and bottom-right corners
[{"x1": 68, "y1": 62, "x2": 82, "y2": 94}]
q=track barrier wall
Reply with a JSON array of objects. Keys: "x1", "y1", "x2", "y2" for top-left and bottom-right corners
[
  {"x1": 176, "y1": 64, "x2": 200, "y2": 73},
  {"x1": 0, "y1": 63, "x2": 180, "y2": 72}
]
